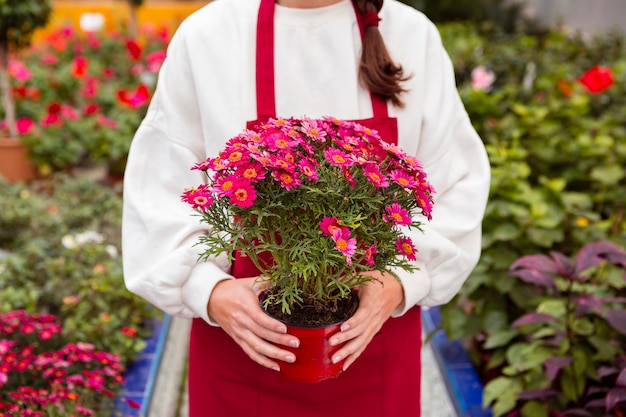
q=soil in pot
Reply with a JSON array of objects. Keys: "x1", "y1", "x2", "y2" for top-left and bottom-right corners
[{"x1": 262, "y1": 288, "x2": 359, "y2": 327}]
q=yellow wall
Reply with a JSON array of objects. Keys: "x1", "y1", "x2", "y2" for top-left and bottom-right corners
[{"x1": 37, "y1": 1, "x2": 208, "y2": 38}]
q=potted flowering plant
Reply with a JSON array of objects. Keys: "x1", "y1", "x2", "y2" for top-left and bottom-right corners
[
  {"x1": 182, "y1": 117, "x2": 434, "y2": 381},
  {"x1": 0, "y1": 0, "x2": 51, "y2": 182}
]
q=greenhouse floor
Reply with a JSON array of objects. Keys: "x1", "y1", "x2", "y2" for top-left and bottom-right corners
[{"x1": 147, "y1": 316, "x2": 457, "y2": 417}]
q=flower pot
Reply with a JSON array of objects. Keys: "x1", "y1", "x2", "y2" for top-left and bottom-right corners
[
  {"x1": 280, "y1": 321, "x2": 345, "y2": 384},
  {"x1": 260, "y1": 290, "x2": 358, "y2": 384},
  {"x1": 0, "y1": 137, "x2": 36, "y2": 183}
]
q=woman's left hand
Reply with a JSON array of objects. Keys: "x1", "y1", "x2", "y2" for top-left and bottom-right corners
[{"x1": 328, "y1": 271, "x2": 404, "y2": 370}]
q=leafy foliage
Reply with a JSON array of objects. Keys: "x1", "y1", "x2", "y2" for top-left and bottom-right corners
[
  {"x1": 434, "y1": 22, "x2": 626, "y2": 417},
  {"x1": 0, "y1": 174, "x2": 158, "y2": 365},
  {"x1": 0, "y1": 0, "x2": 51, "y2": 48},
  {"x1": 482, "y1": 242, "x2": 626, "y2": 416}
]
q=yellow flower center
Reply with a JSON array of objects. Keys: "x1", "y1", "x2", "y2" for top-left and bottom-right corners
[{"x1": 402, "y1": 243, "x2": 413, "y2": 254}]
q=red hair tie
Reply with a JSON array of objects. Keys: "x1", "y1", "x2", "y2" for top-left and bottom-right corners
[{"x1": 362, "y1": 12, "x2": 381, "y2": 28}]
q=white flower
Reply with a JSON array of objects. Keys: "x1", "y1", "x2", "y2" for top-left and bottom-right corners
[
  {"x1": 61, "y1": 235, "x2": 78, "y2": 249},
  {"x1": 62, "y1": 231, "x2": 105, "y2": 249},
  {"x1": 105, "y1": 245, "x2": 119, "y2": 259}
]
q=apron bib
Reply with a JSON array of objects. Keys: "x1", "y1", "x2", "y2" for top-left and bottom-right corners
[{"x1": 188, "y1": 0, "x2": 422, "y2": 415}]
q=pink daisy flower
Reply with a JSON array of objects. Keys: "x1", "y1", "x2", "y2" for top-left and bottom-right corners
[
  {"x1": 319, "y1": 217, "x2": 342, "y2": 236},
  {"x1": 363, "y1": 164, "x2": 389, "y2": 188},
  {"x1": 324, "y1": 149, "x2": 353, "y2": 168},
  {"x1": 385, "y1": 202, "x2": 412, "y2": 226},
  {"x1": 365, "y1": 245, "x2": 377, "y2": 266},
  {"x1": 396, "y1": 236, "x2": 417, "y2": 261},
  {"x1": 300, "y1": 119, "x2": 328, "y2": 141},
  {"x1": 273, "y1": 170, "x2": 301, "y2": 191},
  {"x1": 181, "y1": 185, "x2": 214, "y2": 211},
  {"x1": 241, "y1": 164, "x2": 266, "y2": 182},
  {"x1": 299, "y1": 160, "x2": 319, "y2": 181},
  {"x1": 331, "y1": 228, "x2": 357, "y2": 265},
  {"x1": 229, "y1": 181, "x2": 257, "y2": 208},
  {"x1": 389, "y1": 169, "x2": 417, "y2": 188}
]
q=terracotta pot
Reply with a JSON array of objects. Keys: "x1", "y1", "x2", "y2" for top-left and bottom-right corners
[{"x1": 0, "y1": 137, "x2": 36, "y2": 183}]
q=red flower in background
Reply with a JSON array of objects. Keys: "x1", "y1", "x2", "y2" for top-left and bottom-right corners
[
  {"x1": 71, "y1": 56, "x2": 88, "y2": 78},
  {"x1": 117, "y1": 84, "x2": 151, "y2": 108},
  {"x1": 126, "y1": 39, "x2": 142, "y2": 60},
  {"x1": 579, "y1": 66, "x2": 614, "y2": 94}
]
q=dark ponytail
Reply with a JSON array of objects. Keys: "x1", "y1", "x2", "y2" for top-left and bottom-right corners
[{"x1": 353, "y1": 0, "x2": 410, "y2": 107}]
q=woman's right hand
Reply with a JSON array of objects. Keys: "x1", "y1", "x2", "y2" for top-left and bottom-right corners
[{"x1": 206, "y1": 278, "x2": 300, "y2": 372}]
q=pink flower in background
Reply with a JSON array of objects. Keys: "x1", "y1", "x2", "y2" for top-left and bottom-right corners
[
  {"x1": 8, "y1": 60, "x2": 32, "y2": 82},
  {"x1": 471, "y1": 66, "x2": 496, "y2": 91},
  {"x1": 579, "y1": 65, "x2": 614, "y2": 94},
  {"x1": 81, "y1": 77, "x2": 99, "y2": 99},
  {"x1": 147, "y1": 50, "x2": 166, "y2": 73},
  {"x1": 16, "y1": 118, "x2": 35, "y2": 135},
  {"x1": 41, "y1": 53, "x2": 59, "y2": 65}
]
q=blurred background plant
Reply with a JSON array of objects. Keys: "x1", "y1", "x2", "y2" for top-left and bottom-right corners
[
  {"x1": 0, "y1": 174, "x2": 158, "y2": 367},
  {"x1": 7, "y1": 23, "x2": 168, "y2": 178},
  {"x1": 436, "y1": 19, "x2": 626, "y2": 417}
]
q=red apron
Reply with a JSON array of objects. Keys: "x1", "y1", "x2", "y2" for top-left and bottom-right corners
[{"x1": 188, "y1": 0, "x2": 422, "y2": 415}]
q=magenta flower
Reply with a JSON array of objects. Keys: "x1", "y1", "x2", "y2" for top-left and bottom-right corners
[
  {"x1": 385, "y1": 202, "x2": 412, "y2": 226},
  {"x1": 147, "y1": 50, "x2": 166, "y2": 73},
  {"x1": 320, "y1": 217, "x2": 342, "y2": 236},
  {"x1": 390, "y1": 169, "x2": 417, "y2": 189},
  {"x1": 324, "y1": 149, "x2": 352, "y2": 167},
  {"x1": 229, "y1": 181, "x2": 257, "y2": 208},
  {"x1": 396, "y1": 236, "x2": 417, "y2": 261},
  {"x1": 363, "y1": 164, "x2": 389, "y2": 188},
  {"x1": 7, "y1": 60, "x2": 32, "y2": 82},
  {"x1": 181, "y1": 185, "x2": 214, "y2": 211},
  {"x1": 365, "y1": 245, "x2": 377, "y2": 266},
  {"x1": 16, "y1": 118, "x2": 34, "y2": 135},
  {"x1": 331, "y1": 228, "x2": 357, "y2": 265},
  {"x1": 299, "y1": 160, "x2": 319, "y2": 181}
]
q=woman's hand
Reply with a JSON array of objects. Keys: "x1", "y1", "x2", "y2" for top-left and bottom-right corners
[
  {"x1": 207, "y1": 278, "x2": 300, "y2": 372},
  {"x1": 328, "y1": 271, "x2": 404, "y2": 370}
]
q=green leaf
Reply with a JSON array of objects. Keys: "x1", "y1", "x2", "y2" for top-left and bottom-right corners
[
  {"x1": 521, "y1": 401, "x2": 548, "y2": 417},
  {"x1": 537, "y1": 300, "x2": 567, "y2": 319},
  {"x1": 572, "y1": 317, "x2": 595, "y2": 336},
  {"x1": 492, "y1": 391, "x2": 519, "y2": 417},
  {"x1": 492, "y1": 223, "x2": 521, "y2": 241},
  {"x1": 590, "y1": 165, "x2": 625, "y2": 185},
  {"x1": 484, "y1": 329, "x2": 520, "y2": 349},
  {"x1": 483, "y1": 376, "x2": 515, "y2": 407}
]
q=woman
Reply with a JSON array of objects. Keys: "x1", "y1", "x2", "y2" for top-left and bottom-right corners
[{"x1": 122, "y1": 0, "x2": 490, "y2": 415}]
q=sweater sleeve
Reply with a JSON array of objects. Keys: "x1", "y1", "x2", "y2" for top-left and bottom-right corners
[
  {"x1": 393, "y1": 22, "x2": 491, "y2": 314},
  {"x1": 122, "y1": 26, "x2": 233, "y2": 325}
]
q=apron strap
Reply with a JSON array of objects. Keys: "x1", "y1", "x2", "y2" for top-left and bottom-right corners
[{"x1": 255, "y1": 0, "x2": 389, "y2": 119}]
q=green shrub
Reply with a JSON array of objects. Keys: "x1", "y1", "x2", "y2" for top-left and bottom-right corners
[
  {"x1": 436, "y1": 22, "x2": 626, "y2": 416},
  {"x1": 0, "y1": 174, "x2": 157, "y2": 365}
]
